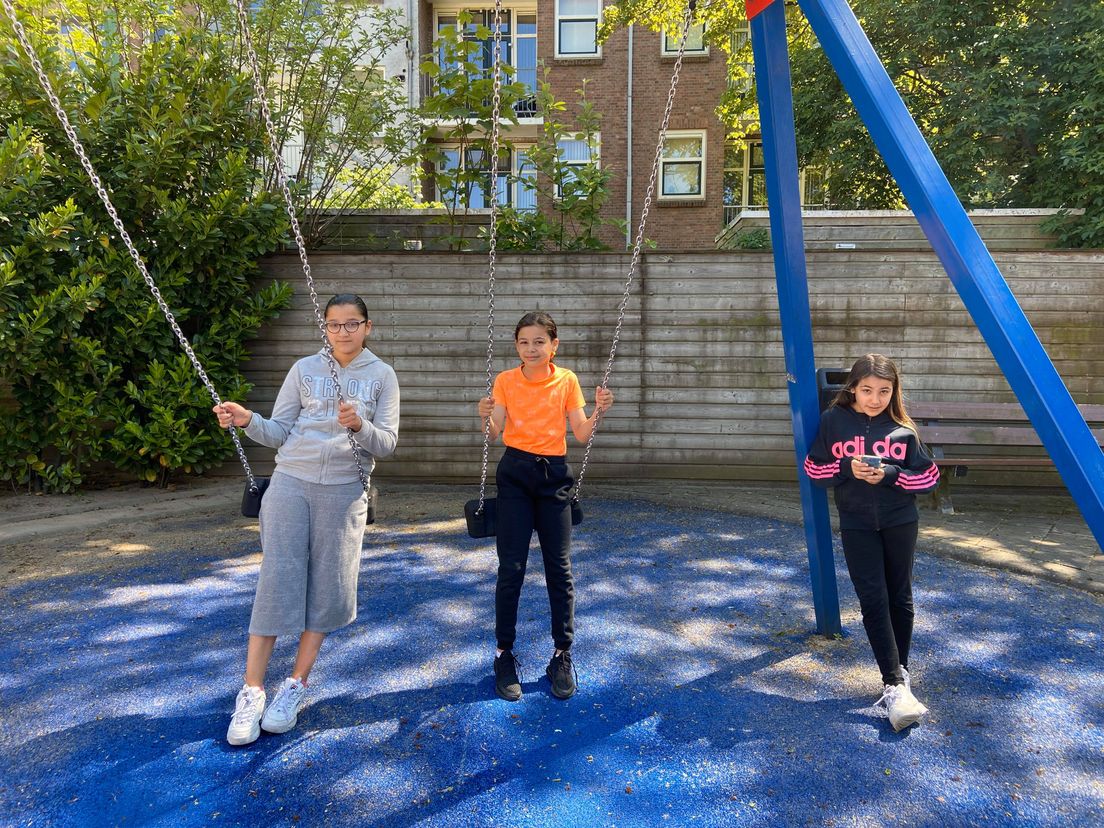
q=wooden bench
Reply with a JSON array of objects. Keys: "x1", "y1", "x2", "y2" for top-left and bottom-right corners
[{"x1": 908, "y1": 401, "x2": 1104, "y2": 514}]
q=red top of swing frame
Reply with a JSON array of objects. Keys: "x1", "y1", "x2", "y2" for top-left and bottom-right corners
[{"x1": 746, "y1": 0, "x2": 776, "y2": 19}]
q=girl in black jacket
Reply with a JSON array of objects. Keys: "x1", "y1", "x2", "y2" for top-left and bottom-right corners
[{"x1": 804, "y1": 354, "x2": 939, "y2": 731}]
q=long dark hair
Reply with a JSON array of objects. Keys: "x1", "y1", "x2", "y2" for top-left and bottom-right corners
[{"x1": 832, "y1": 353, "x2": 917, "y2": 432}]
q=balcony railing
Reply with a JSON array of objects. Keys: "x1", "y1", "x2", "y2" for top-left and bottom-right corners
[
  {"x1": 513, "y1": 95, "x2": 538, "y2": 118},
  {"x1": 422, "y1": 75, "x2": 539, "y2": 119}
]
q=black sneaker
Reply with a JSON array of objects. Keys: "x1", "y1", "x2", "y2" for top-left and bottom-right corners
[
  {"x1": 546, "y1": 650, "x2": 577, "y2": 700},
  {"x1": 494, "y1": 651, "x2": 522, "y2": 701}
]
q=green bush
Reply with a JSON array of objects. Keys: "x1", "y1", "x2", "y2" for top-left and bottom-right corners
[
  {"x1": 0, "y1": 29, "x2": 291, "y2": 491},
  {"x1": 733, "y1": 228, "x2": 770, "y2": 250},
  {"x1": 496, "y1": 76, "x2": 625, "y2": 252}
]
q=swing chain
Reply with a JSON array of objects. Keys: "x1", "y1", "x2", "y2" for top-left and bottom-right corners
[
  {"x1": 476, "y1": 0, "x2": 506, "y2": 514},
  {"x1": 0, "y1": 0, "x2": 260, "y2": 489},
  {"x1": 573, "y1": 4, "x2": 694, "y2": 501},
  {"x1": 232, "y1": 0, "x2": 370, "y2": 494}
]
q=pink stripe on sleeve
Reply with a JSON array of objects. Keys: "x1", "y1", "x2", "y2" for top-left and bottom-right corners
[
  {"x1": 895, "y1": 465, "x2": 940, "y2": 490},
  {"x1": 804, "y1": 457, "x2": 840, "y2": 479}
]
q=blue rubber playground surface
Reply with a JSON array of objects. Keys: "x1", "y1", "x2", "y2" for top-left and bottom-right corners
[{"x1": 1, "y1": 498, "x2": 1102, "y2": 827}]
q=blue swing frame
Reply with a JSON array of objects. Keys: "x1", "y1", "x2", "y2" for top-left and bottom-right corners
[{"x1": 748, "y1": 0, "x2": 1104, "y2": 635}]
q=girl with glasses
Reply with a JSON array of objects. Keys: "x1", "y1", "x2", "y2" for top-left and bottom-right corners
[{"x1": 213, "y1": 294, "x2": 400, "y2": 745}]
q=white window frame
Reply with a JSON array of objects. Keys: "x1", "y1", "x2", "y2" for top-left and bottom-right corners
[
  {"x1": 436, "y1": 143, "x2": 534, "y2": 209},
  {"x1": 722, "y1": 139, "x2": 828, "y2": 217},
  {"x1": 659, "y1": 130, "x2": 706, "y2": 200},
  {"x1": 663, "y1": 22, "x2": 707, "y2": 56},
  {"x1": 514, "y1": 144, "x2": 538, "y2": 210},
  {"x1": 555, "y1": 0, "x2": 601, "y2": 59},
  {"x1": 728, "y1": 23, "x2": 753, "y2": 92},
  {"x1": 554, "y1": 134, "x2": 601, "y2": 199},
  {"x1": 513, "y1": 10, "x2": 539, "y2": 117},
  {"x1": 433, "y1": 5, "x2": 540, "y2": 115}
]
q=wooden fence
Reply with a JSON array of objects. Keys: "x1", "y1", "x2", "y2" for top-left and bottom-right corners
[
  {"x1": 234, "y1": 249, "x2": 1104, "y2": 486},
  {"x1": 716, "y1": 209, "x2": 1079, "y2": 252}
]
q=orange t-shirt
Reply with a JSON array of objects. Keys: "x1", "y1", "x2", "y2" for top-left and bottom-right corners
[{"x1": 493, "y1": 364, "x2": 587, "y2": 456}]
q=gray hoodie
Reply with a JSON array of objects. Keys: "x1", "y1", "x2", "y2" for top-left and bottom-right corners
[{"x1": 244, "y1": 348, "x2": 399, "y2": 485}]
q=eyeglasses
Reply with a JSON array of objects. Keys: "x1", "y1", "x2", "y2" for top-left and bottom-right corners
[{"x1": 325, "y1": 320, "x2": 368, "y2": 334}]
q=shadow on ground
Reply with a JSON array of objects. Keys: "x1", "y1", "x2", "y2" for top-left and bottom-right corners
[{"x1": 1, "y1": 500, "x2": 1101, "y2": 827}]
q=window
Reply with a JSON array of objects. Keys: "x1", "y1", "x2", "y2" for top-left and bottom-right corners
[
  {"x1": 515, "y1": 13, "x2": 538, "y2": 115},
  {"x1": 437, "y1": 145, "x2": 534, "y2": 209},
  {"x1": 659, "y1": 131, "x2": 706, "y2": 199},
  {"x1": 556, "y1": 0, "x2": 600, "y2": 58},
  {"x1": 722, "y1": 139, "x2": 827, "y2": 223},
  {"x1": 802, "y1": 166, "x2": 828, "y2": 207},
  {"x1": 748, "y1": 141, "x2": 767, "y2": 206},
  {"x1": 721, "y1": 140, "x2": 764, "y2": 212},
  {"x1": 728, "y1": 22, "x2": 753, "y2": 93},
  {"x1": 555, "y1": 137, "x2": 599, "y2": 198},
  {"x1": 436, "y1": 9, "x2": 538, "y2": 116},
  {"x1": 722, "y1": 142, "x2": 745, "y2": 225},
  {"x1": 515, "y1": 148, "x2": 537, "y2": 210},
  {"x1": 663, "y1": 22, "x2": 706, "y2": 56}
]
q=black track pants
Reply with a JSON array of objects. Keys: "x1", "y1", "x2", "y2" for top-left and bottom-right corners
[
  {"x1": 494, "y1": 447, "x2": 575, "y2": 652},
  {"x1": 840, "y1": 521, "x2": 918, "y2": 686}
]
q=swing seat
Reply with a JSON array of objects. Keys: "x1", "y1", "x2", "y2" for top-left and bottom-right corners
[
  {"x1": 465, "y1": 498, "x2": 497, "y2": 538},
  {"x1": 464, "y1": 497, "x2": 582, "y2": 539},
  {"x1": 244, "y1": 481, "x2": 379, "y2": 523},
  {"x1": 366, "y1": 486, "x2": 379, "y2": 525},
  {"x1": 241, "y1": 477, "x2": 270, "y2": 518}
]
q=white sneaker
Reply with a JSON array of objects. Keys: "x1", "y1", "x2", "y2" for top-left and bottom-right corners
[
  {"x1": 226, "y1": 684, "x2": 266, "y2": 746},
  {"x1": 875, "y1": 683, "x2": 928, "y2": 732},
  {"x1": 260, "y1": 677, "x2": 306, "y2": 734}
]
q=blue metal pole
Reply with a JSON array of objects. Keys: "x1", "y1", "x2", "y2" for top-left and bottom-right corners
[
  {"x1": 797, "y1": 0, "x2": 1104, "y2": 552},
  {"x1": 749, "y1": 0, "x2": 841, "y2": 636}
]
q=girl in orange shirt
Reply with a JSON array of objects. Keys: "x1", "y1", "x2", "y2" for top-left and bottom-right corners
[{"x1": 477, "y1": 311, "x2": 613, "y2": 702}]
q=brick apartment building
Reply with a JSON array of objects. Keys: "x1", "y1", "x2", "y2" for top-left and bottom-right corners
[{"x1": 396, "y1": 1, "x2": 825, "y2": 249}]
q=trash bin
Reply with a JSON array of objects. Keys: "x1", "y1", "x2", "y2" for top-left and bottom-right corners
[{"x1": 816, "y1": 367, "x2": 849, "y2": 413}]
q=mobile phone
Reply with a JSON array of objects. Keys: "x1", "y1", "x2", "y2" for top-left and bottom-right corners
[{"x1": 860, "y1": 455, "x2": 883, "y2": 468}]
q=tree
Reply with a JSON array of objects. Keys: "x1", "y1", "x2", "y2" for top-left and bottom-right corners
[
  {"x1": 608, "y1": 0, "x2": 1104, "y2": 247},
  {"x1": 417, "y1": 17, "x2": 621, "y2": 251},
  {"x1": 198, "y1": 0, "x2": 420, "y2": 246},
  {"x1": 415, "y1": 11, "x2": 528, "y2": 251},
  {"x1": 0, "y1": 14, "x2": 290, "y2": 491},
  {"x1": 496, "y1": 75, "x2": 624, "y2": 251},
  {"x1": 57, "y1": 0, "x2": 419, "y2": 247}
]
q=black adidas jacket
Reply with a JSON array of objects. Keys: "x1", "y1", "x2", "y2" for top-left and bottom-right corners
[{"x1": 803, "y1": 404, "x2": 940, "y2": 531}]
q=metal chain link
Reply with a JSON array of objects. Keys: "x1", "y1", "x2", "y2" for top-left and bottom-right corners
[
  {"x1": 572, "y1": 6, "x2": 695, "y2": 501},
  {"x1": 232, "y1": 0, "x2": 370, "y2": 493},
  {"x1": 475, "y1": 0, "x2": 506, "y2": 515},
  {"x1": 1, "y1": 0, "x2": 261, "y2": 489}
]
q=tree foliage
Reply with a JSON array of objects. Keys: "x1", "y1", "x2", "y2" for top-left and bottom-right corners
[
  {"x1": 0, "y1": 15, "x2": 290, "y2": 491},
  {"x1": 51, "y1": 0, "x2": 419, "y2": 246},
  {"x1": 415, "y1": 13, "x2": 528, "y2": 250},
  {"x1": 194, "y1": 0, "x2": 420, "y2": 247},
  {"x1": 496, "y1": 76, "x2": 623, "y2": 251},
  {"x1": 417, "y1": 16, "x2": 620, "y2": 251},
  {"x1": 610, "y1": 0, "x2": 1104, "y2": 247}
]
